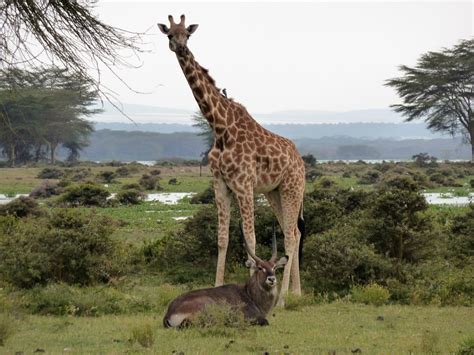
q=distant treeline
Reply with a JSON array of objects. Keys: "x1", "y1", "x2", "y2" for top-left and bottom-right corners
[{"x1": 70, "y1": 129, "x2": 470, "y2": 162}]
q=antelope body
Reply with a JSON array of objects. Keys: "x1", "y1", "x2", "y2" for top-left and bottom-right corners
[{"x1": 163, "y1": 235, "x2": 288, "y2": 328}]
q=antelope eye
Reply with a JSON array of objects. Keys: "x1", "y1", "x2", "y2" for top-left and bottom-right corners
[{"x1": 258, "y1": 267, "x2": 266, "y2": 273}]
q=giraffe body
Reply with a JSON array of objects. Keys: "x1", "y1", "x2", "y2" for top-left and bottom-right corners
[{"x1": 158, "y1": 15, "x2": 306, "y2": 302}]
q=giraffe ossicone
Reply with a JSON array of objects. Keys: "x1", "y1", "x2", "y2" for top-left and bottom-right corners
[{"x1": 157, "y1": 15, "x2": 306, "y2": 304}]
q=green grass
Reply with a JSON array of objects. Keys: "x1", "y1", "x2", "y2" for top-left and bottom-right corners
[{"x1": 2, "y1": 304, "x2": 473, "y2": 353}]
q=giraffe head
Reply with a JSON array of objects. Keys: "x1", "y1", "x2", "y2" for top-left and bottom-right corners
[{"x1": 158, "y1": 14, "x2": 198, "y2": 54}]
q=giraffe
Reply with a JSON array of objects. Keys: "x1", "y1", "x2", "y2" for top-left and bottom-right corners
[{"x1": 158, "y1": 15, "x2": 305, "y2": 304}]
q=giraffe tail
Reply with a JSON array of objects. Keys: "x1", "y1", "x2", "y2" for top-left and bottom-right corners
[{"x1": 297, "y1": 201, "x2": 305, "y2": 266}]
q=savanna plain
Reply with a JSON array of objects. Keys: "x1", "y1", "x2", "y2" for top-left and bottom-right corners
[{"x1": 0, "y1": 159, "x2": 473, "y2": 354}]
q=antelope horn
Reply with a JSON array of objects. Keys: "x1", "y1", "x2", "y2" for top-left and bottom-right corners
[
  {"x1": 168, "y1": 15, "x2": 175, "y2": 25},
  {"x1": 270, "y1": 221, "x2": 278, "y2": 262},
  {"x1": 180, "y1": 14, "x2": 185, "y2": 25},
  {"x1": 241, "y1": 224, "x2": 263, "y2": 264}
]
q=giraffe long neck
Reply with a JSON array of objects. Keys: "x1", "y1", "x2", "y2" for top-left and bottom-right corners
[{"x1": 176, "y1": 48, "x2": 226, "y2": 131}]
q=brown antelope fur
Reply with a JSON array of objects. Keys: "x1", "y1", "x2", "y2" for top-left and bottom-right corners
[
  {"x1": 158, "y1": 15, "x2": 305, "y2": 304},
  {"x1": 163, "y1": 234, "x2": 288, "y2": 328}
]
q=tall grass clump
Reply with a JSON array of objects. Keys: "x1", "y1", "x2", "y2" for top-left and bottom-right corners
[
  {"x1": 130, "y1": 323, "x2": 155, "y2": 348},
  {"x1": 350, "y1": 283, "x2": 390, "y2": 306}
]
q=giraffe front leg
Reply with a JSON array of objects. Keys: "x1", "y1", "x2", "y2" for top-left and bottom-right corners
[
  {"x1": 214, "y1": 178, "x2": 232, "y2": 287},
  {"x1": 235, "y1": 191, "x2": 256, "y2": 276}
]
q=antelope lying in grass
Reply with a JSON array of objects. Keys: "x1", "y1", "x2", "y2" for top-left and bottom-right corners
[{"x1": 163, "y1": 235, "x2": 288, "y2": 328}]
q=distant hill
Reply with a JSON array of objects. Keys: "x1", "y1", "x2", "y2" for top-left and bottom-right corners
[
  {"x1": 92, "y1": 103, "x2": 407, "y2": 125},
  {"x1": 78, "y1": 129, "x2": 470, "y2": 161},
  {"x1": 94, "y1": 121, "x2": 442, "y2": 140}
]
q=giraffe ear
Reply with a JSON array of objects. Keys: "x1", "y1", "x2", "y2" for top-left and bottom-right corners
[
  {"x1": 186, "y1": 24, "x2": 199, "y2": 34},
  {"x1": 157, "y1": 23, "x2": 169, "y2": 34}
]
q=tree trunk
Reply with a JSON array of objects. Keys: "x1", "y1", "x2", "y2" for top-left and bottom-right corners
[
  {"x1": 10, "y1": 143, "x2": 15, "y2": 167},
  {"x1": 49, "y1": 142, "x2": 57, "y2": 165}
]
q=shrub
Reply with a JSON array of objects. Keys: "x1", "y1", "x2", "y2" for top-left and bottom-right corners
[
  {"x1": 470, "y1": 179, "x2": 474, "y2": 188},
  {"x1": 350, "y1": 283, "x2": 390, "y2": 306},
  {"x1": 96, "y1": 171, "x2": 117, "y2": 183},
  {"x1": 149, "y1": 169, "x2": 161, "y2": 176},
  {"x1": 29, "y1": 180, "x2": 63, "y2": 199},
  {"x1": 303, "y1": 225, "x2": 391, "y2": 293},
  {"x1": 190, "y1": 186, "x2": 215, "y2": 204},
  {"x1": 357, "y1": 170, "x2": 381, "y2": 185},
  {"x1": 114, "y1": 189, "x2": 145, "y2": 205},
  {"x1": 130, "y1": 323, "x2": 155, "y2": 348},
  {"x1": 57, "y1": 182, "x2": 110, "y2": 207},
  {"x1": 115, "y1": 166, "x2": 131, "y2": 177},
  {"x1": 139, "y1": 174, "x2": 161, "y2": 190},
  {"x1": 68, "y1": 168, "x2": 91, "y2": 182},
  {"x1": 0, "y1": 196, "x2": 42, "y2": 218},
  {"x1": 0, "y1": 209, "x2": 124, "y2": 288},
  {"x1": 449, "y1": 205, "x2": 474, "y2": 263},
  {"x1": 168, "y1": 178, "x2": 179, "y2": 185},
  {"x1": 37, "y1": 167, "x2": 64, "y2": 179}
]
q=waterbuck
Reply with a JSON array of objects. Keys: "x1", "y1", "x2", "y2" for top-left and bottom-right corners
[{"x1": 163, "y1": 235, "x2": 288, "y2": 328}]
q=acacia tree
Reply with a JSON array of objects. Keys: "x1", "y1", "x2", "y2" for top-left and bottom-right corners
[
  {"x1": 0, "y1": 1, "x2": 142, "y2": 86},
  {"x1": 192, "y1": 111, "x2": 214, "y2": 165},
  {"x1": 0, "y1": 67, "x2": 97, "y2": 165},
  {"x1": 386, "y1": 39, "x2": 474, "y2": 162}
]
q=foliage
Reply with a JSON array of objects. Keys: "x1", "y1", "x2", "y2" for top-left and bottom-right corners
[
  {"x1": 37, "y1": 167, "x2": 64, "y2": 179},
  {"x1": 0, "y1": 196, "x2": 42, "y2": 218},
  {"x1": 350, "y1": 284, "x2": 390, "y2": 306},
  {"x1": 1, "y1": 0, "x2": 142, "y2": 98},
  {"x1": 357, "y1": 170, "x2": 381, "y2": 184},
  {"x1": 139, "y1": 174, "x2": 161, "y2": 191},
  {"x1": 192, "y1": 111, "x2": 214, "y2": 164},
  {"x1": 302, "y1": 154, "x2": 317, "y2": 167},
  {"x1": 303, "y1": 225, "x2": 392, "y2": 292},
  {"x1": 386, "y1": 38, "x2": 474, "y2": 161},
  {"x1": 114, "y1": 189, "x2": 146, "y2": 205},
  {"x1": 57, "y1": 182, "x2": 110, "y2": 207},
  {"x1": 29, "y1": 180, "x2": 63, "y2": 199},
  {"x1": 190, "y1": 185, "x2": 215, "y2": 204},
  {"x1": 0, "y1": 209, "x2": 124, "y2": 288},
  {"x1": 0, "y1": 67, "x2": 97, "y2": 165},
  {"x1": 412, "y1": 153, "x2": 438, "y2": 167},
  {"x1": 96, "y1": 171, "x2": 116, "y2": 183}
]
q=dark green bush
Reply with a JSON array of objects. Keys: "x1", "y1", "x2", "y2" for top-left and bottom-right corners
[
  {"x1": 303, "y1": 224, "x2": 391, "y2": 292},
  {"x1": 357, "y1": 170, "x2": 381, "y2": 185},
  {"x1": 470, "y1": 179, "x2": 474, "y2": 188},
  {"x1": 190, "y1": 185, "x2": 215, "y2": 204},
  {"x1": 144, "y1": 202, "x2": 280, "y2": 283},
  {"x1": 29, "y1": 180, "x2": 63, "y2": 199},
  {"x1": 114, "y1": 189, "x2": 145, "y2": 205},
  {"x1": 115, "y1": 166, "x2": 131, "y2": 177},
  {"x1": 139, "y1": 174, "x2": 161, "y2": 190},
  {"x1": 57, "y1": 182, "x2": 110, "y2": 207},
  {"x1": 96, "y1": 171, "x2": 116, "y2": 183},
  {"x1": 0, "y1": 196, "x2": 42, "y2": 218},
  {"x1": 449, "y1": 205, "x2": 474, "y2": 263},
  {"x1": 0, "y1": 209, "x2": 125, "y2": 288},
  {"x1": 37, "y1": 167, "x2": 64, "y2": 179}
]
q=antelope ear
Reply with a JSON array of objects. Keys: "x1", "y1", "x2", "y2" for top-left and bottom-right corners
[
  {"x1": 245, "y1": 259, "x2": 257, "y2": 270},
  {"x1": 186, "y1": 24, "x2": 199, "y2": 34},
  {"x1": 275, "y1": 256, "x2": 288, "y2": 269},
  {"x1": 157, "y1": 23, "x2": 169, "y2": 34}
]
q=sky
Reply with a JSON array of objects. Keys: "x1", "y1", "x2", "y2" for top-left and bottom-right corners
[{"x1": 93, "y1": 1, "x2": 473, "y2": 122}]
